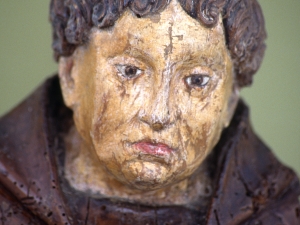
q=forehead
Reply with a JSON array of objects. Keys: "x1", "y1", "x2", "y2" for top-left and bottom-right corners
[{"x1": 88, "y1": 0, "x2": 228, "y2": 64}]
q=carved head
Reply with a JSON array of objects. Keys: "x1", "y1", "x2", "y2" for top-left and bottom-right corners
[{"x1": 51, "y1": 0, "x2": 266, "y2": 191}]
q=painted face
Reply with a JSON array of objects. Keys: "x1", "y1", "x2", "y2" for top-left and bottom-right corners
[{"x1": 60, "y1": 1, "x2": 235, "y2": 190}]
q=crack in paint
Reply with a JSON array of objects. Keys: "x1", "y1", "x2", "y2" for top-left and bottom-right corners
[{"x1": 164, "y1": 22, "x2": 173, "y2": 60}]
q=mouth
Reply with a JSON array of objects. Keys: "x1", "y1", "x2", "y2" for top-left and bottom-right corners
[{"x1": 133, "y1": 141, "x2": 175, "y2": 156}]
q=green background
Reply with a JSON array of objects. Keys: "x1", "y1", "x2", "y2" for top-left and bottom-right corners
[{"x1": 0, "y1": 1, "x2": 299, "y2": 175}]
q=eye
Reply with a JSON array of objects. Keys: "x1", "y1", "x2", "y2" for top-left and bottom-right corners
[
  {"x1": 116, "y1": 64, "x2": 143, "y2": 79},
  {"x1": 185, "y1": 74, "x2": 210, "y2": 88}
]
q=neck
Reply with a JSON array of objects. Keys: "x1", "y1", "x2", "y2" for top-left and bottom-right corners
[{"x1": 64, "y1": 125, "x2": 214, "y2": 207}]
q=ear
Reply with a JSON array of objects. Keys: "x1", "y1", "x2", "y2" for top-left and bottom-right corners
[
  {"x1": 224, "y1": 85, "x2": 240, "y2": 128},
  {"x1": 58, "y1": 56, "x2": 76, "y2": 108}
]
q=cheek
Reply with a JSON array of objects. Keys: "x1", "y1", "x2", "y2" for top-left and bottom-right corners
[
  {"x1": 175, "y1": 86, "x2": 229, "y2": 165},
  {"x1": 90, "y1": 78, "x2": 152, "y2": 154},
  {"x1": 180, "y1": 118, "x2": 210, "y2": 165},
  {"x1": 72, "y1": 77, "x2": 96, "y2": 143}
]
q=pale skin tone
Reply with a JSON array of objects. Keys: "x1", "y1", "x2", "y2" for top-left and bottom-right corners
[{"x1": 59, "y1": 0, "x2": 239, "y2": 205}]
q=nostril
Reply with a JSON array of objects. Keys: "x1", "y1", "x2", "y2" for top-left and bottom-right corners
[
  {"x1": 139, "y1": 115, "x2": 150, "y2": 125},
  {"x1": 151, "y1": 122, "x2": 164, "y2": 131}
]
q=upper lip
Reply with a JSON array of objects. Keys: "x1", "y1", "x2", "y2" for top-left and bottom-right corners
[
  {"x1": 132, "y1": 139, "x2": 176, "y2": 154},
  {"x1": 133, "y1": 137, "x2": 176, "y2": 148}
]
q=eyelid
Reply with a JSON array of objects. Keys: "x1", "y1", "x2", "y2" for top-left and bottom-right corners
[
  {"x1": 189, "y1": 67, "x2": 213, "y2": 77},
  {"x1": 109, "y1": 56, "x2": 146, "y2": 70},
  {"x1": 116, "y1": 64, "x2": 140, "y2": 70}
]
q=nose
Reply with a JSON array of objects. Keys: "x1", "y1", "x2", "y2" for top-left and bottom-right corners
[
  {"x1": 140, "y1": 106, "x2": 170, "y2": 132},
  {"x1": 139, "y1": 84, "x2": 171, "y2": 132}
]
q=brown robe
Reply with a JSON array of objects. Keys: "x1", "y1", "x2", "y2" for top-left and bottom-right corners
[{"x1": 0, "y1": 76, "x2": 299, "y2": 225}]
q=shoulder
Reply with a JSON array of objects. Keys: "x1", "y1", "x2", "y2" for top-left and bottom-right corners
[
  {"x1": 0, "y1": 76, "x2": 72, "y2": 224},
  {"x1": 207, "y1": 101, "x2": 300, "y2": 224}
]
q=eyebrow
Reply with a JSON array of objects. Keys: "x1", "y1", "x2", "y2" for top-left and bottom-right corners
[
  {"x1": 180, "y1": 51, "x2": 226, "y2": 68},
  {"x1": 175, "y1": 56, "x2": 213, "y2": 70},
  {"x1": 124, "y1": 47, "x2": 156, "y2": 69},
  {"x1": 120, "y1": 45, "x2": 226, "y2": 73}
]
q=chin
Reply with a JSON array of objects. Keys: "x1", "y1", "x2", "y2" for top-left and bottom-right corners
[{"x1": 120, "y1": 160, "x2": 176, "y2": 190}]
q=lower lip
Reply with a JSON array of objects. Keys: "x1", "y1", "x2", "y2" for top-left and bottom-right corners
[{"x1": 133, "y1": 142, "x2": 173, "y2": 155}]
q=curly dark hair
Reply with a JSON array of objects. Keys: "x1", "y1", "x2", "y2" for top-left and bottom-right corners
[{"x1": 50, "y1": 0, "x2": 266, "y2": 87}]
